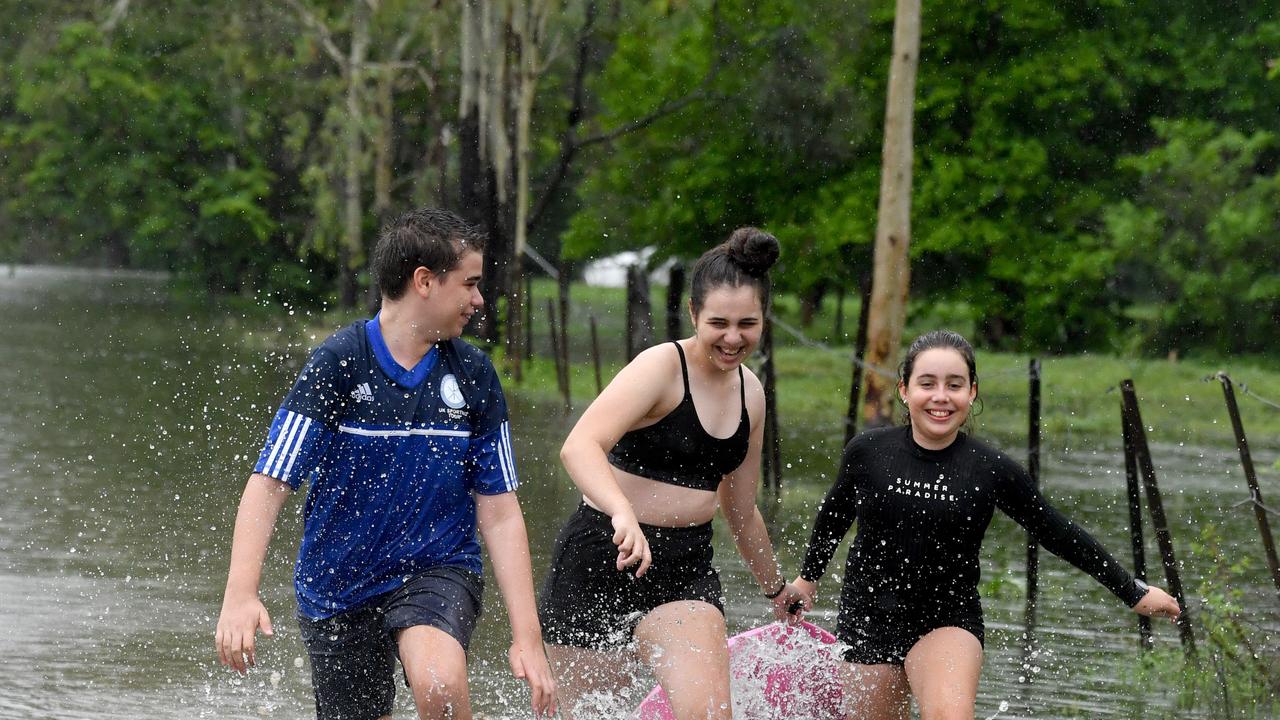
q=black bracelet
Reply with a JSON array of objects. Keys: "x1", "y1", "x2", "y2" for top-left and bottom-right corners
[{"x1": 763, "y1": 580, "x2": 786, "y2": 599}]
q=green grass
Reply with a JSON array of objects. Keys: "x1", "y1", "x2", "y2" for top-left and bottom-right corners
[
  {"x1": 278, "y1": 277, "x2": 1280, "y2": 465},
  {"x1": 510, "y1": 279, "x2": 1280, "y2": 455}
]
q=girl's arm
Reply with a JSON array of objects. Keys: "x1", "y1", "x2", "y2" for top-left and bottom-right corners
[
  {"x1": 558, "y1": 344, "x2": 679, "y2": 576},
  {"x1": 793, "y1": 436, "x2": 863, "y2": 607},
  {"x1": 719, "y1": 370, "x2": 805, "y2": 620},
  {"x1": 995, "y1": 451, "x2": 1180, "y2": 618}
]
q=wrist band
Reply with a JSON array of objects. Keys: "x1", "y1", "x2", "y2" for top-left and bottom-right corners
[{"x1": 763, "y1": 580, "x2": 786, "y2": 599}]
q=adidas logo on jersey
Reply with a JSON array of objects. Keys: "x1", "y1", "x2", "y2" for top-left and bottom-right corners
[{"x1": 350, "y1": 382, "x2": 375, "y2": 403}]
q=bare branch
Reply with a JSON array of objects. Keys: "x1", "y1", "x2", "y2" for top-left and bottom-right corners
[
  {"x1": 100, "y1": 0, "x2": 131, "y2": 34},
  {"x1": 280, "y1": 0, "x2": 348, "y2": 70},
  {"x1": 527, "y1": 0, "x2": 725, "y2": 233}
]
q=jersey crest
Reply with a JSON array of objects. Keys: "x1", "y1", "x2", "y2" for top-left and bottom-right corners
[{"x1": 440, "y1": 373, "x2": 467, "y2": 409}]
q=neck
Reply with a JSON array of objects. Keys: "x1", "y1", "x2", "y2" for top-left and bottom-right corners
[
  {"x1": 909, "y1": 425, "x2": 960, "y2": 451},
  {"x1": 378, "y1": 301, "x2": 444, "y2": 368},
  {"x1": 684, "y1": 337, "x2": 739, "y2": 379}
]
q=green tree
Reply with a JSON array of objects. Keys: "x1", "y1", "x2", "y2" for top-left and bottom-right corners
[{"x1": 1105, "y1": 119, "x2": 1280, "y2": 355}]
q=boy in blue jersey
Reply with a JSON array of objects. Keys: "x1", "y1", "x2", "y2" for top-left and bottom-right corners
[{"x1": 215, "y1": 208, "x2": 556, "y2": 719}]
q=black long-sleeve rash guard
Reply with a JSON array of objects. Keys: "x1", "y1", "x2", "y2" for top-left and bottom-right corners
[{"x1": 801, "y1": 425, "x2": 1145, "y2": 611}]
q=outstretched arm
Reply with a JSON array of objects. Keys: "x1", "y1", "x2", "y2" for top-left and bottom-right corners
[
  {"x1": 996, "y1": 455, "x2": 1180, "y2": 619},
  {"x1": 476, "y1": 491, "x2": 557, "y2": 717},
  {"x1": 215, "y1": 473, "x2": 291, "y2": 673}
]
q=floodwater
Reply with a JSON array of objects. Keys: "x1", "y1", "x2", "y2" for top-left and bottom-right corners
[{"x1": 1, "y1": 266, "x2": 1277, "y2": 719}]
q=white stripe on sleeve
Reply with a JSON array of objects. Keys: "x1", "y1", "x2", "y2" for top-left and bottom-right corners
[
  {"x1": 263, "y1": 411, "x2": 302, "y2": 475},
  {"x1": 278, "y1": 415, "x2": 313, "y2": 483}
]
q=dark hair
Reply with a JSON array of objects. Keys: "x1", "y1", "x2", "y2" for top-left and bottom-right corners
[
  {"x1": 372, "y1": 208, "x2": 487, "y2": 300},
  {"x1": 689, "y1": 227, "x2": 780, "y2": 316},
  {"x1": 899, "y1": 330, "x2": 978, "y2": 387}
]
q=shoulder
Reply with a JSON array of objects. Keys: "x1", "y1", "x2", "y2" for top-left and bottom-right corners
[
  {"x1": 303, "y1": 321, "x2": 367, "y2": 376},
  {"x1": 610, "y1": 342, "x2": 684, "y2": 388},
  {"x1": 962, "y1": 435, "x2": 1025, "y2": 477},
  {"x1": 632, "y1": 341, "x2": 684, "y2": 370},
  {"x1": 840, "y1": 425, "x2": 902, "y2": 466},
  {"x1": 443, "y1": 338, "x2": 497, "y2": 383},
  {"x1": 318, "y1": 320, "x2": 367, "y2": 355},
  {"x1": 850, "y1": 424, "x2": 907, "y2": 450}
]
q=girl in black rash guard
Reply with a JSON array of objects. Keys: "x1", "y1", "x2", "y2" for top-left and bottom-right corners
[
  {"x1": 792, "y1": 330, "x2": 1181, "y2": 720},
  {"x1": 539, "y1": 228, "x2": 805, "y2": 720}
]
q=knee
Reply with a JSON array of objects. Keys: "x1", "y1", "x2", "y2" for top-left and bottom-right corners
[{"x1": 406, "y1": 663, "x2": 468, "y2": 708}]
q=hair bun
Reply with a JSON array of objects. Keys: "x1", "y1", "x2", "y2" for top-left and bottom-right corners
[{"x1": 726, "y1": 227, "x2": 780, "y2": 277}]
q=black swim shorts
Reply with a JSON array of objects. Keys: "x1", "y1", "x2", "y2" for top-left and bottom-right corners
[
  {"x1": 836, "y1": 589, "x2": 985, "y2": 666},
  {"x1": 297, "y1": 565, "x2": 483, "y2": 720},
  {"x1": 538, "y1": 503, "x2": 724, "y2": 650}
]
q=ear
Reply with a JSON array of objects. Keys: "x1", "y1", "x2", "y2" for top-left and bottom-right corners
[
  {"x1": 687, "y1": 298, "x2": 696, "y2": 326},
  {"x1": 897, "y1": 380, "x2": 908, "y2": 405},
  {"x1": 969, "y1": 381, "x2": 978, "y2": 403},
  {"x1": 411, "y1": 266, "x2": 436, "y2": 299}
]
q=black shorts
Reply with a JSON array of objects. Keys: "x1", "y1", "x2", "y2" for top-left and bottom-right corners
[
  {"x1": 836, "y1": 589, "x2": 984, "y2": 666},
  {"x1": 297, "y1": 565, "x2": 484, "y2": 720},
  {"x1": 538, "y1": 503, "x2": 724, "y2": 650}
]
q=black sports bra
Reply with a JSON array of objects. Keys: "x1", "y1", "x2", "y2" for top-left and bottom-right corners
[{"x1": 606, "y1": 342, "x2": 751, "y2": 491}]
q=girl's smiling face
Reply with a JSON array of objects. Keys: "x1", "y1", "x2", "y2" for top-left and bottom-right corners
[
  {"x1": 690, "y1": 284, "x2": 763, "y2": 371},
  {"x1": 899, "y1": 347, "x2": 977, "y2": 450}
]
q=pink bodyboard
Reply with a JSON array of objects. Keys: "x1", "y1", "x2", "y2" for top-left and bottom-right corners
[{"x1": 633, "y1": 620, "x2": 845, "y2": 720}]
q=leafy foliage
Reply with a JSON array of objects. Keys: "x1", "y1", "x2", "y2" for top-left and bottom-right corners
[{"x1": 2, "y1": 0, "x2": 1277, "y2": 354}]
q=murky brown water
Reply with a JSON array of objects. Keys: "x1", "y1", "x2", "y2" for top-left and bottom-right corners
[{"x1": 1, "y1": 266, "x2": 1276, "y2": 719}]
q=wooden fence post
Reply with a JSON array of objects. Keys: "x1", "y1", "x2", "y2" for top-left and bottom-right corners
[
  {"x1": 1022, "y1": 358, "x2": 1043, "y2": 670},
  {"x1": 1216, "y1": 373, "x2": 1280, "y2": 603},
  {"x1": 625, "y1": 264, "x2": 653, "y2": 361},
  {"x1": 1121, "y1": 404, "x2": 1154, "y2": 650},
  {"x1": 589, "y1": 314, "x2": 603, "y2": 396},
  {"x1": 843, "y1": 275, "x2": 873, "y2": 445},
  {"x1": 1121, "y1": 379, "x2": 1196, "y2": 654}
]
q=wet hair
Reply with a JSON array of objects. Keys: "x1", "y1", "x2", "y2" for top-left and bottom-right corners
[
  {"x1": 372, "y1": 208, "x2": 487, "y2": 300},
  {"x1": 899, "y1": 330, "x2": 978, "y2": 387},
  {"x1": 688, "y1": 227, "x2": 780, "y2": 316}
]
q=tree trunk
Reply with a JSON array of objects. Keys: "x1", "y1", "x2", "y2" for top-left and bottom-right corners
[
  {"x1": 626, "y1": 264, "x2": 653, "y2": 360},
  {"x1": 861, "y1": 0, "x2": 920, "y2": 428},
  {"x1": 340, "y1": 0, "x2": 370, "y2": 308},
  {"x1": 799, "y1": 281, "x2": 826, "y2": 328},
  {"x1": 369, "y1": 62, "x2": 396, "y2": 313},
  {"x1": 506, "y1": 0, "x2": 552, "y2": 375},
  {"x1": 459, "y1": 0, "x2": 500, "y2": 340}
]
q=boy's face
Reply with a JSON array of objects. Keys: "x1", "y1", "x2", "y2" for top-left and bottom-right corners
[{"x1": 430, "y1": 250, "x2": 485, "y2": 338}]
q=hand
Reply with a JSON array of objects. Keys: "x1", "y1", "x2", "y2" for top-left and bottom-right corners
[
  {"x1": 769, "y1": 582, "x2": 810, "y2": 624},
  {"x1": 508, "y1": 640, "x2": 558, "y2": 718},
  {"x1": 1133, "y1": 585, "x2": 1181, "y2": 622},
  {"x1": 791, "y1": 576, "x2": 818, "y2": 608},
  {"x1": 215, "y1": 593, "x2": 274, "y2": 674},
  {"x1": 610, "y1": 509, "x2": 652, "y2": 577}
]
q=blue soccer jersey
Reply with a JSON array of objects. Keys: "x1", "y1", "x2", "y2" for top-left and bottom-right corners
[{"x1": 253, "y1": 316, "x2": 519, "y2": 619}]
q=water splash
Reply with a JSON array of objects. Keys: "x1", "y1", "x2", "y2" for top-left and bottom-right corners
[{"x1": 635, "y1": 621, "x2": 848, "y2": 720}]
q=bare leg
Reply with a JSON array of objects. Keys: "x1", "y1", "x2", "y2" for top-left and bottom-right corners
[
  {"x1": 545, "y1": 643, "x2": 640, "y2": 720},
  {"x1": 904, "y1": 627, "x2": 983, "y2": 720},
  {"x1": 634, "y1": 600, "x2": 732, "y2": 720},
  {"x1": 397, "y1": 625, "x2": 472, "y2": 720},
  {"x1": 839, "y1": 662, "x2": 910, "y2": 720}
]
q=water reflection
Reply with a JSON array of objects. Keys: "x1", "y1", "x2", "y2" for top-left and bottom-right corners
[{"x1": 1, "y1": 266, "x2": 1275, "y2": 719}]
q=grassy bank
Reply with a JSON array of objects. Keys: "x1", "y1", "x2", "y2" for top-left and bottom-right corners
[
  {"x1": 509, "y1": 279, "x2": 1280, "y2": 454},
  {"x1": 275, "y1": 276, "x2": 1280, "y2": 464}
]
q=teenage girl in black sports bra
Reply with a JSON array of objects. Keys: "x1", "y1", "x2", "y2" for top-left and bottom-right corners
[
  {"x1": 538, "y1": 228, "x2": 805, "y2": 720},
  {"x1": 792, "y1": 330, "x2": 1182, "y2": 720}
]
